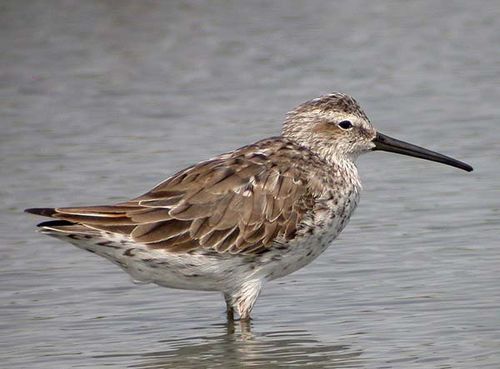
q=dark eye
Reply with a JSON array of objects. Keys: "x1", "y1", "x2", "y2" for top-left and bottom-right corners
[{"x1": 338, "y1": 120, "x2": 353, "y2": 129}]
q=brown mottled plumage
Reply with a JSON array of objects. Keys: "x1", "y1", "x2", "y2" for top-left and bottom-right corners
[
  {"x1": 26, "y1": 92, "x2": 472, "y2": 323},
  {"x1": 37, "y1": 138, "x2": 332, "y2": 255}
]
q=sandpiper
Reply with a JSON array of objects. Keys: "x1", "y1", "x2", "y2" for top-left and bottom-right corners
[{"x1": 26, "y1": 93, "x2": 472, "y2": 322}]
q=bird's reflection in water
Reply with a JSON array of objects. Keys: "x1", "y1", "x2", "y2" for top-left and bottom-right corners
[{"x1": 129, "y1": 321, "x2": 363, "y2": 368}]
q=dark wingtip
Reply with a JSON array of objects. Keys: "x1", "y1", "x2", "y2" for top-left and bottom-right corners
[
  {"x1": 36, "y1": 220, "x2": 75, "y2": 228},
  {"x1": 25, "y1": 208, "x2": 57, "y2": 217}
]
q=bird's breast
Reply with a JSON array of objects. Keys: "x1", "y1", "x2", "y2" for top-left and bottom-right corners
[{"x1": 261, "y1": 182, "x2": 361, "y2": 281}]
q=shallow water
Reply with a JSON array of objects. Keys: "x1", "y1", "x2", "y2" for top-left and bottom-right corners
[{"x1": 1, "y1": 1, "x2": 499, "y2": 368}]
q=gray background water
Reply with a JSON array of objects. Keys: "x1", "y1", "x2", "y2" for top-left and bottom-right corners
[{"x1": 1, "y1": 1, "x2": 499, "y2": 368}]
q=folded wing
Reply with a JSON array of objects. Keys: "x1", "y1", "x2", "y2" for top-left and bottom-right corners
[{"x1": 28, "y1": 149, "x2": 313, "y2": 255}]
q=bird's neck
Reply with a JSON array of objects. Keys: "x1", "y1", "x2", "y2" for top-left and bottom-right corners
[
  {"x1": 285, "y1": 136, "x2": 361, "y2": 189},
  {"x1": 315, "y1": 143, "x2": 359, "y2": 170},
  {"x1": 291, "y1": 137, "x2": 359, "y2": 172},
  {"x1": 326, "y1": 151, "x2": 362, "y2": 189}
]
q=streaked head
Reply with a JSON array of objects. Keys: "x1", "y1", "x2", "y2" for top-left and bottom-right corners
[
  {"x1": 283, "y1": 93, "x2": 376, "y2": 163},
  {"x1": 283, "y1": 92, "x2": 473, "y2": 172}
]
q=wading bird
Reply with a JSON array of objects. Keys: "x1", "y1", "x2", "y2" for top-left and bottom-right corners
[{"x1": 26, "y1": 93, "x2": 473, "y2": 322}]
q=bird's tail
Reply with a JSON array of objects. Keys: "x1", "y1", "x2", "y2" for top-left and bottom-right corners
[{"x1": 25, "y1": 207, "x2": 100, "y2": 236}]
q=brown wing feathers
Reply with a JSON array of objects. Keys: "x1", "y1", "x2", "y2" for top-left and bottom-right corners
[{"x1": 27, "y1": 147, "x2": 311, "y2": 255}]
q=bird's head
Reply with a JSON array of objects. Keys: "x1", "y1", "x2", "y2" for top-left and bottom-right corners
[
  {"x1": 283, "y1": 93, "x2": 375, "y2": 164},
  {"x1": 282, "y1": 92, "x2": 473, "y2": 172}
]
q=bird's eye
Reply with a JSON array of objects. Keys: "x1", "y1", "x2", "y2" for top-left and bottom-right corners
[{"x1": 338, "y1": 120, "x2": 353, "y2": 129}]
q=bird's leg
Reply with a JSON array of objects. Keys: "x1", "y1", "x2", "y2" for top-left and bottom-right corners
[
  {"x1": 239, "y1": 311, "x2": 252, "y2": 322},
  {"x1": 224, "y1": 293, "x2": 235, "y2": 322},
  {"x1": 233, "y1": 279, "x2": 263, "y2": 323},
  {"x1": 239, "y1": 318, "x2": 252, "y2": 335}
]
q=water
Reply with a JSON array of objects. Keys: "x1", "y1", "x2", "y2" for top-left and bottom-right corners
[{"x1": 1, "y1": 1, "x2": 499, "y2": 368}]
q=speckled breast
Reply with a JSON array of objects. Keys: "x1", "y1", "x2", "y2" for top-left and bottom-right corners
[{"x1": 260, "y1": 181, "x2": 361, "y2": 281}]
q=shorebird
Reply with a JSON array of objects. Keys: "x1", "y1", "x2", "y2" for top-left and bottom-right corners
[{"x1": 26, "y1": 93, "x2": 472, "y2": 322}]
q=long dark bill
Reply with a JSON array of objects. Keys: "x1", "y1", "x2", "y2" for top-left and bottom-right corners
[{"x1": 373, "y1": 132, "x2": 473, "y2": 172}]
